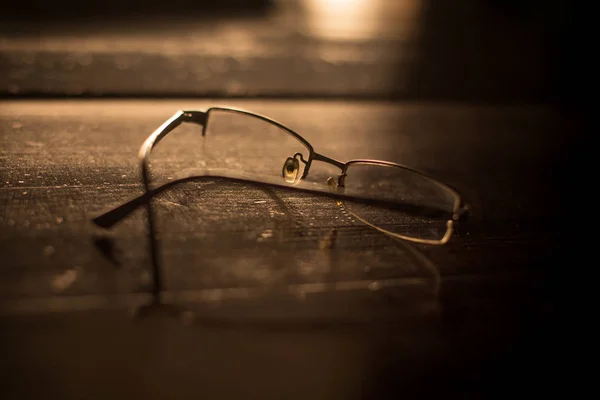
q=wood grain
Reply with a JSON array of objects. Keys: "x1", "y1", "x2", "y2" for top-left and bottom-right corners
[{"x1": 0, "y1": 100, "x2": 568, "y2": 398}]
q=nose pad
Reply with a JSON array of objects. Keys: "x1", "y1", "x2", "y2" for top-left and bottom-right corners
[
  {"x1": 327, "y1": 177, "x2": 344, "y2": 207},
  {"x1": 327, "y1": 176, "x2": 344, "y2": 198},
  {"x1": 327, "y1": 177, "x2": 337, "y2": 188},
  {"x1": 282, "y1": 156, "x2": 300, "y2": 183}
]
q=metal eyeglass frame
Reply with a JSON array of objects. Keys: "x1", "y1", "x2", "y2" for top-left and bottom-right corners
[{"x1": 138, "y1": 107, "x2": 468, "y2": 245}]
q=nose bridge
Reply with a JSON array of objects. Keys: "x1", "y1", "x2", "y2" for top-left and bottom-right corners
[
  {"x1": 303, "y1": 152, "x2": 345, "y2": 181},
  {"x1": 312, "y1": 152, "x2": 345, "y2": 171}
]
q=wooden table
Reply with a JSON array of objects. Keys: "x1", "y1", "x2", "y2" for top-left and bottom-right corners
[{"x1": 0, "y1": 99, "x2": 571, "y2": 398}]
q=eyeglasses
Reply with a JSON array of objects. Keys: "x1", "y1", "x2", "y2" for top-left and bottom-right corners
[{"x1": 99, "y1": 107, "x2": 468, "y2": 244}]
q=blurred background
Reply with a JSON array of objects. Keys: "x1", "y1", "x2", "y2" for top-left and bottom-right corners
[{"x1": 0, "y1": 0, "x2": 582, "y2": 103}]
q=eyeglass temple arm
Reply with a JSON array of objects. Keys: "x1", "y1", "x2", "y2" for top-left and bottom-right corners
[
  {"x1": 138, "y1": 110, "x2": 207, "y2": 190},
  {"x1": 93, "y1": 180, "x2": 183, "y2": 228}
]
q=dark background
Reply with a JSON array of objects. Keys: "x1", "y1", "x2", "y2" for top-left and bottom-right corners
[
  {"x1": 1, "y1": 0, "x2": 584, "y2": 398},
  {"x1": 1, "y1": 0, "x2": 585, "y2": 103}
]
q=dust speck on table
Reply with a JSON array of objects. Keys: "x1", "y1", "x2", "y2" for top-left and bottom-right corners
[{"x1": 52, "y1": 267, "x2": 80, "y2": 292}]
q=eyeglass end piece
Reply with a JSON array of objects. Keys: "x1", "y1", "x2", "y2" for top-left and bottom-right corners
[
  {"x1": 455, "y1": 203, "x2": 470, "y2": 223},
  {"x1": 181, "y1": 110, "x2": 208, "y2": 127}
]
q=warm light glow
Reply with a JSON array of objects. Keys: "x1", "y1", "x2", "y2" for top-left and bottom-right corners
[
  {"x1": 313, "y1": 0, "x2": 364, "y2": 7},
  {"x1": 301, "y1": 0, "x2": 423, "y2": 41}
]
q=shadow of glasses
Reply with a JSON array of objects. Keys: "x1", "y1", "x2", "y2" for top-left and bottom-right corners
[{"x1": 93, "y1": 173, "x2": 443, "y2": 328}]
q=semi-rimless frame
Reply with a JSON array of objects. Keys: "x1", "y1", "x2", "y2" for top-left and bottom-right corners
[{"x1": 97, "y1": 107, "x2": 469, "y2": 245}]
